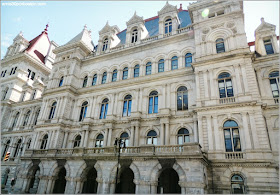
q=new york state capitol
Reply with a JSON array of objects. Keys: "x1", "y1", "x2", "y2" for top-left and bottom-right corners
[{"x1": 1, "y1": 0, "x2": 279, "y2": 194}]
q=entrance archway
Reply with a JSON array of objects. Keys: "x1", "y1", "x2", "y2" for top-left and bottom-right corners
[
  {"x1": 116, "y1": 168, "x2": 135, "y2": 194},
  {"x1": 157, "y1": 168, "x2": 181, "y2": 194},
  {"x1": 53, "y1": 167, "x2": 66, "y2": 194},
  {"x1": 28, "y1": 167, "x2": 40, "y2": 193},
  {"x1": 82, "y1": 167, "x2": 98, "y2": 193}
]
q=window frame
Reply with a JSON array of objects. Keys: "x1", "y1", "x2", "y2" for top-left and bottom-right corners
[
  {"x1": 123, "y1": 95, "x2": 132, "y2": 117},
  {"x1": 146, "y1": 130, "x2": 158, "y2": 145},
  {"x1": 122, "y1": 67, "x2": 128, "y2": 80},
  {"x1": 102, "y1": 38, "x2": 108, "y2": 51},
  {"x1": 12, "y1": 112, "x2": 20, "y2": 128},
  {"x1": 101, "y1": 72, "x2": 107, "y2": 84},
  {"x1": 171, "y1": 56, "x2": 178, "y2": 70},
  {"x1": 92, "y1": 74, "x2": 97, "y2": 86},
  {"x1": 146, "y1": 62, "x2": 152, "y2": 75},
  {"x1": 131, "y1": 29, "x2": 138, "y2": 43},
  {"x1": 73, "y1": 135, "x2": 82, "y2": 148},
  {"x1": 59, "y1": 76, "x2": 64, "y2": 87},
  {"x1": 134, "y1": 65, "x2": 140, "y2": 78},
  {"x1": 23, "y1": 110, "x2": 31, "y2": 126},
  {"x1": 264, "y1": 39, "x2": 274, "y2": 55},
  {"x1": 148, "y1": 91, "x2": 158, "y2": 114},
  {"x1": 82, "y1": 76, "x2": 88, "y2": 88},
  {"x1": 40, "y1": 134, "x2": 48, "y2": 149},
  {"x1": 177, "y1": 128, "x2": 190, "y2": 144},
  {"x1": 112, "y1": 69, "x2": 117, "y2": 82},
  {"x1": 158, "y1": 59, "x2": 164, "y2": 73},
  {"x1": 218, "y1": 72, "x2": 234, "y2": 98},
  {"x1": 177, "y1": 86, "x2": 188, "y2": 111},
  {"x1": 269, "y1": 71, "x2": 279, "y2": 98},
  {"x1": 223, "y1": 120, "x2": 241, "y2": 152},
  {"x1": 79, "y1": 101, "x2": 88, "y2": 121},
  {"x1": 231, "y1": 174, "x2": 245, "y2": 194},
  {"x1": 95, "y1": 134, "x2": 104, "y2": 147},
  {"x1": 100, "y1": 98, "x2": 109, "y2": 119},
  {"x1": 216, "y1": 38, "x2": 225, "y2": 53},
  {"x1": 164, "y1": 18, "x2": 172, "y2": 34},
  {"x1": 185, "y1": 53, "x2": 192, "y2": 67},
  {"x1": 48, "y1": 102, "x2": 57, "y2": 120}
]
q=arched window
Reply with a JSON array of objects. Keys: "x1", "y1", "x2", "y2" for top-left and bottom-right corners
[
  {"x1": 13, "y1": 139, "x2": 22, "y2": 157},
  {"x1": 123, "y1": 67, "x2": 128, "y2": 80},
  {"x1": 112, "y1": 69, "x2": 117, "y2": 82},
  {"x1": 218, "y1": 72, "x2": 234, "y2": 98},
  {"x1": 83, "y1": 76, "x2": 88, "y2": 88},
  {"x1": 123, "y1": 95, "x2": 132, "y2": 117},
  {"x1": 92, "y1": 74, "x2": 97, "y2": 86},
  {"x1": 31, "y1": 90, "x2": 37, "y2": 100},
  {"x1": 146, "y1": 130, "x2": 157, "y2": 145},
  {"x1": 10, "y1": 68, "x2": 14, "y2": 75},
  {"x1": 34, "y1": 109, "x2": 40, "y2": 125},
  {"x1": 177, "y1": 86, "x2": 188, "y2": 111},
  {"x1": 26, "y1": 139, "x2": 32, "y2": 149},
  {"x1": 269, "y1": 71, "x2": 279, "y2": 98},
  {"x1": 102, "y1": 38, "x2": 108, "y2": 51},
  {"x1": 12, "y1": 112, "x2": 20, "y2": 128},
  {"x1": 171, "y1": 56, "x2": 178, "y2": 70},
  {"x1": 79, "y1": 101, "x2": 88, "y2": 121},
  {"x1": 134, "y1": 65, "x2": 140, "y2": 78},
  {"x1": 2, "y1": 87, "x2": 8, "y2": 100},
  {"x1": 49, "y1": 102, "x2": 57, "y2": 119},
  {"x1": 177, "y1": 128, "x2": 190, "y2": 144},
  {"x1": 95, "y1": 134, "x2": 104, "y2": 147},
  {"x1": 216, "y1": 38, "x2": 225, "y2": 53},
  {"x1": 264, "y1": 39, "x2": 274, "y2": 55},
  {"x1": 131, "y1": 29, "x2": 138, "y2": 43},
  {"x1": 13, "y1": 67, "x2": 17, "y2": 74},
  {"x1": 224, "y1": 120, "x2": 241, "y2": 152},
  {"x1": 101, "y1": 72, "x2": 107, "y2": 84},
  {"x1": 59, "y1": 76, "x2": 64, "y2": 87},
  {"x1": 148, "y1": 91, "x2": 158, "y2": 114},
  {"x1": 40, "y1": 134, "x2": 48, "y2": 149},
  {"x1": 23, "y1": 110, "x2": 31, "y2": 126},
  {"x1": 185, "y1": 53, "x2": 192, "y2": 67},
  {"x1": 158, "y1": 59, "x2": 164, "y2": 73},
  {"x1": 120, "y1": 132, "x2": 129, "y2": 147},
  {"x1": 165, "y1": 18, "x2": 172, "y2": 34},
  {"x1": 2, "y1": 140, "x2": 10, "y2": 158},
  {"x1": 21, "y1": 92, "x2": 26, "y2": 102},
  {"x1": 231, "y1": 174, "x2": 245, "y2": 194},
  {"x1": 73, "y1": 135, "x2": 81, "y2": 148},
  {"x1": 146, "y1": 62, "x2": 152, "y2": 75},
  {"x1": 100, "y1": 98, "x2": 109, "y2": 119}
]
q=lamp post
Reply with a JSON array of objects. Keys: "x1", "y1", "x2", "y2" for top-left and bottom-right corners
[{"x1": 114, "y1": 138, "x2": 126, "y2": 193}]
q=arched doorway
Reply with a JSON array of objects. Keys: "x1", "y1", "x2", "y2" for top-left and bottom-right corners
[
  {"x1": 53, "y1": 167, "x2": 66, "y2": 194},
  {"x1": 28, "y1": 167, "x2": 40, "y2": 193},
  {"x1": 82, "y1": 167, "x2": 98, "y2": 193},
  {"x1": 116, "y1": 168, "x2": 135, "y2": 194},
  {"x1": 157, "y1": 168, "x2": 181, "y2": 194}
]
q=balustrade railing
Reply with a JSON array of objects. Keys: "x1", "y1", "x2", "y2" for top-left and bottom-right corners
[
  {"x1": 225, "y1": 152, "x2": 244, "y2": 159},
  {"x1": 274, "y1": 98, "x2": 279, "y2": 104},
  {"x1": 219, "y1": 97, "x2": 236, "y2": 104}
]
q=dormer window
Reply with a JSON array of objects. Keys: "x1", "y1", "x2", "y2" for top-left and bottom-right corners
[
  {"x1": 264, "y1": 39, "x2": 274, "y2": 55},
  {"x1": 131, "y1": 29, "x2": 138, "y2": 43},
  {"x1": 102, "y1": 38, "x2": 108, "y2": 51},
  {"x1": 165, "y1": 18, "x2": 172, "y2": 34}
]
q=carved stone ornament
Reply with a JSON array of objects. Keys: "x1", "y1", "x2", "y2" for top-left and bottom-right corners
[
  {"x1": 202, "y1": 28, "x2": 210, "y2": 35},
  {"x1": 211, "y1": 23, "x2": 225, "y2": 30},
  {"x1": 226, "y1": 21, "x2": 235, "y2": 28},
  {"x1": 158, "y1": 2, "x2": 177, "y2": 16},
  {"x1": 126, "y1": 12, "x2": 144, "y2": 26}
]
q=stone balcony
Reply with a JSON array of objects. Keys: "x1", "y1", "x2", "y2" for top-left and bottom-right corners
[{"x1": 23, "y1": 143, "x2": 207, "y2": 160}]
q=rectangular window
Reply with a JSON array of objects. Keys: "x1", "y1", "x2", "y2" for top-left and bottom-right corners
[
  {"x1": 146, "y1": 65, "x2": 151, "y2": 75},
  {"x1": 31, "y1": 72, "x2": 35, "y2": 80},
  {"x1": 183, "y1": 94, "x2": 188, "y2": 110},
  {"x1": 123, "y1": 101, "x2": 127, "y2": 116},
  {"x1": 100, "y1": 104, "x2": 104, "y2": 119},
  {"x1": 104, "y1": 103, "x2": 108, "y2": 119},
  {"x1": 128, "y1": 100, "x2": 131, "y2": 116},
  {"x1": 147, "y1": 137, "x2": 152, "y2": 144},
  {"x1": 134, "y1": 68, "x2": 139, "y2": 77},
  {"x1": 218, "y1": 80, "x2": 226, "y2": 98},
  {"x1": 148, "y1": 97, "x2": 153, "y2": 114},
  {"x1": 154, "y1": 96, "x2": 158, "y2": 113},
  {"x1": 264, "y1": 42, "x2": 274, "y2": 55},
  {"x1": 224, "y1": 129, "x2": 233, "y2": 152},
  {"x1": 177, "y1": 94, "x2": 182, "y2": 110}
]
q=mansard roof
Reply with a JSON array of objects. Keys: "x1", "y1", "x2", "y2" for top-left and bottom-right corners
[{"x1": 117, "y1": 9, "x2": 191, "y2": 45}]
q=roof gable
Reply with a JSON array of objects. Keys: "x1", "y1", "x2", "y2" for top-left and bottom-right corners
[
  {"x1": 255, "y1": 18, "x2": 276, "y2": 33},
  {"x1": 126, "y1": 12, "x2": 144, "y2": 26},
  {"x1": 158, "y1": 2, "x2": 178, "y2": 15}
]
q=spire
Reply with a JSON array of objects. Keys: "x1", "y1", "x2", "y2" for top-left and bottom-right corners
[
  {"x1": 261, "y1": 17, "x2": 264, "y2": 23},
  {"x1": 43, "y1": 23, "x2": 49, "y2": 34},
  {"x1": 84, "y1": 24, "x2": 87, "y2": 30},
  {"x1": 134, "y1": 11, "x2": 137, "y2": 16},
  {"x1": 179, "y1": 3, "x2": 182, "y2": 11}
]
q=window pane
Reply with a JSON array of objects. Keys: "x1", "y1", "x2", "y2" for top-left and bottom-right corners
[
  {"x1": 96, "y1": 140, "x2": 100, "y2": 147},
  {"x1": 128, "y1": 100, "x2": 132, "y2": 116},
  {"x1": 178, "y1": 136, "x2": 183, "y2": 145},
  {"x1": 104, "y1": 103, "x2": 108, "y2": 119},
  {"x1": 84, "y1": 106, "x2": 87, "y2": 118},
  {"x1": 183, "y1": 93, "x2": 188, "y2": 110},
  {"x1": 147, "y1": 137, "x2": 152, "y2": 144},
  {"x1": 218, "y1": 81, "x2": 225, "y2": 88},
  {"x1": 100, "y1": 104, "x2": 104, "y2": 119},
  {"x1": 232, "y1": 184, "x2": 244, "y2": 194},
  {"x1": 146, "y1": 65, "x2": 151, "y2": 75},
  {"x1": 148, "y1": 97, "x2": 153, "y2": 114},
  {"x1": 153, "y1": 137, "x2": 157, "y2": 145},
  {"x1": 177, "y1": 94, "x2": 182, "y2": 110},
  {"x1": 224, "y1": 129, "x2": 232, "y2": 152},
  {"x1": 154, "y1": 96, "x2": 158, "y2": 113},
  {"x1": 123, "y1": 101, "x2": 127, "y2": 116},
  {"x1": 265, "y1": 44, "x2": 274, "y2": 54},
  {"x1": 184, "y1": 135, "x2": 190, "y2": 143}
]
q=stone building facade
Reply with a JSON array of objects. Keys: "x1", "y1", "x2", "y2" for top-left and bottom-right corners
[{"x1": 1, "y1": 0, "x2": 279, "y2": 194}]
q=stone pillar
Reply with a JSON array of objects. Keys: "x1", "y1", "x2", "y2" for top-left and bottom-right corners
[
  {"x1": 203, "y1": 70, "x2": 209, "y2": 98},
  {"x1": 135, "y1": 125, "x2": 139, "y2": 146},
  {"x1": 206, "y1": 116, "x2": 213, "y2": 150},
  {"x1": 160, "y1": 123, "x2": 165, "y2": 145},
  {"x1": 198, "y1": 116, "x2": 204, "y2": 149},
  {"x1": 213, "y1": 116, "x2": 222, "y2": 150},
  {"x1": 234, "y1": 64, "x2": 243, "y2": 95},
  {"x1": 209, "y1": 69, "x2": 215, "y2": 99},
  {"x1": 104, "y1": 128, "x2": 108, "y2": 147},
  {"x1": 46, "y1": 176, "x2": 55, "y2": 194},
  {"x1": 65, "y1": 177, "x2": 77, "y2": 194},
  {"x1": 165, "y1": 123, "x2": 170, "y2": 145},
  {"x1": 37, "y1": 176, "x2": 49, "y2": 194},
  {"x1": 150, "y1": 181, "x2": 157, "y2": 194},
  {"x1": 84, "y1": 130, "x2": 89, "y2": 147},
  {"x1": 241, "y1": 112, "x2": 252, "y2": 150},
  {"x1": 130, "y1": 126, "x2": 135, "y2": 146},
  {"x1": 75, "y1": 179, "x2": 82, "y2": 194},
  {"x1": 249, "y1": 112, "x2": 260, "y2": 149},
  {"x1": 241, "y1": 65, "x2": 249, "y2": 94},
  {"x1": 193, "y1": 119, "x2": 198, "y2": 143},
  {"x1": 107, "y1": 128, "x2": 112, "y2": 147},
  {"x1": 62, "y1": 131, "x2": 69, "y2": 148},
  {"x1": 195, "y1": 72, "x2": 200, "y2": 100}
]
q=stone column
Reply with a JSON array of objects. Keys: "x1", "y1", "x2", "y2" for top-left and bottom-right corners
[
  {"x1": 213, "y1": 116, "x2": 222, "y2": 150},
  {"x1": 91, "y1": 97, "x2": 97, "y2": 118},
  {"x1": 37, "y1": 176, "x2": 49, "y2": 194},
  {"x1": 46, "y1": 131, "x2": 53, "y2": 149},
  {"x1": 165, "y1": 123, "x2": 170, "y2": 145},
  {"x1": 49, "y1": 130, "x2": 56, "y2": 149},
  {"x1": 62, "y1": 131, "x2": 69, "y2": 148},
  {"x1": 107, "y1": 128, "x2": 112, "y2": 147},
  {"x1": 234, "y1": 64, "x2": 243, "y2": 95},
  {"x1": 75, "y1": 179, "x2": 82, "y2": 194},
  {"x1": 198, "y1": 116, "x2": 204, "y2": 149},
  {"x1": 84, "y1": 130, "x2": 89, "y2": 147},
  {"x1": 206, "y1": 116, "x2": 213, "y2": 150},
  {"x1": 241, "y1": 65, "x2": 249, "y2": 94},
  {"x1": 80, "y1": 130, "x2": 86, "y2": 147},
  {"x1": 241, "y1": 112, "x2": 252, "y2": 150},
  {"x1": 203, "y1": 70, "x2": 209, "y2": 98},
  {"x1": 249, "y1": 112, "x2": 260, "y2": 149},
  {"x1": 46, "y1": 176, "x2": 55, "y2": 194},
  {"x1": 209, "y1": 69, "x2": 215, "y2": 99},
  {"x1": 193, "y1": 119, "x2": 198, "y2": 143},
  {"x1": 195, "y1": 72, "x2": 200, "y2": 100},
  {"x1": 104, "y1": 128, "x2": 108, "y2": 147},
  {"x1": 65, "y1": 177, "x2": 77, "y2": 194},
  {"x1": 135, "y1": 125, "x2": 139, "y2": 146},
  {"x1": 130, "y1": 126, "x2": 135, "y2": 146},
  {"x1": 150, "y1": 181, "x2": 157, "y2": 194},
  {"x1": 160, "y1": 123, "x2": 165, "y2": 145}
]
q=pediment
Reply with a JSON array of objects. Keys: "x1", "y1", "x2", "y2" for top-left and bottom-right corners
[
  {"x1": 126, "y1": 12, "x2": 144, "y2": 26},
  {"x1": 158, "y1": 2, "x2": 178, "y2": 15},
  {"x1": 99, "y1": 22, "x2": 120, "y2": 35},
  {"x1": 255, "y1": 18, "x2": 276, "y2": 33}
]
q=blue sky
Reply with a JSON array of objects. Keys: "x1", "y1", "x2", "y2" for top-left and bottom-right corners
[{"x1": 1, "y1": 1, "x2": 279, "y2": 59}]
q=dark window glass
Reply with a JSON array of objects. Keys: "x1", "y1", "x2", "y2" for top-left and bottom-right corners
[
  {"x1": 158, "y1": 59, "x2": 164, "y2": 73},
  {"x1": 171, "y1": 56, "x2": 178, "y2": 70},
  {"x1": 103, "y1": 38, "x2": 108, "y2": 51},
  {"x1": 185, "y1": 53, "x2": 192, "y2": 67},
  {"x1": 123, "y1": 95, "x2": 132, "y2": 117},
  {"x1": 13, "y1": 67, "x2": 17, "y2": 74},
  {"x1": 148, "y1": 91, "x2": 158, "y2": 114},
  {"x1": 146, "y1": 62, "x2": 152, "y2": 75},
  {"x1": 123, "y1": 67, "x2": 128, "y2": 80},
  {"x1": 134, "y1": 65, "x2": 140, "y2": 77},
  {"x1": 177, "y1": 128, "x2": 190, "y2": 144},
  {"x1": 49, "y1": 102, "x2": 57, "y2": 119},
  {"x1": 23, "y1": 111, "x2": 31, "y2": 126},
  {"x1": 83, "y1": 76, "x2": 88, "y2": 88},
  {"x1": 269, "y1": 71, "x2": 279, "y2": 98},
  {"x1": 40, "y1": 134, "x2": 48, "y2": 149},
  {"x1": 216, "y1": 38, "x2": 225, "y2": 53},
  {"x1": 218, "y1": 72, "x2": 234, "y2": 98},
  {"x1": 147, "y1": 130, "x2": 157, "y2": 145},
  {"x1": 177, "y1": 86, "x2": 188, "y2": 110},
  {"x1": 31, "y1": 72, "x2": 35, "y2": 80},
  {"x1": 264, "y1": 39, "x2": 274, "y2": 55},
  {"x1": 73, "y1": 135, "x2": 81, "y2": 148},
  {"x1": 120, "y1": 132, "x2": 129, "y2": 147},
  {"x1": 101, "y1": 72, "x2": 107, "y2": 84},
  {"x1": 112, "y1": 69, "x2": 117, "y2": 82},
  {"x1": 100, "y1": 99, "x2": 109, "y2": 119},
  {"x1": 92, "y1": 74, "x2": 97, "y2": 86},
  {"x1": 223, "y1": 120, "x2": 241, "y2": 152},
  {"x1": 79, "y1": 101, "x2": 88, "y2": 121},
  {"x1": 165, "y1": 18, "x2": 172, "y2": 34},
  {"x1": 131, "y1": 29, "x2": 138, "y2": 43},
  {"x1": 59, "y1": 76, "x2": 64, "y2": 87},
  {"x1": 95, "y1": 134, "x2": 104, "y2": 147},
  {"x1": 231, "y1": 175, "x2": 245, "y2": 194},
  {"x1": 12, "y1": 112, "x2": 19, "y2": 128}
]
